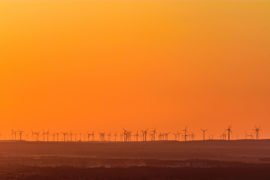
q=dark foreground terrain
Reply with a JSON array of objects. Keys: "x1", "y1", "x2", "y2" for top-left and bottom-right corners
[
  {"x1": 2, "y1": 166, "x2": 270, "y2": 180},
  {"x1": 1, "y1": 140, "x2": 270, "y2": 179}
]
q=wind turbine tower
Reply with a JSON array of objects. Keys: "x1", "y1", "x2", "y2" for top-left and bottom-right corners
[
  {"x1": 150, "y1": 129, "x2": 156, "y2": 141},
  {"x1": 226, "y1": 126, "x2": 232, "y2": 141},
  {"x1": 201, "y1": 129, "x2": 207, "y2": 141},
  {"x1": 141, "y1": 129, "x2": 148, "y2": 142},
  {"x1": 134, "y1": 131, "x2": 139, "y2": 142},
  {"x1": 254, "y1": 127, "x2": 261, "y2": 140},
  {"x1": 183, "y1": 128, "x2": 188, "y2": 142},
  {"x1": 17, "y1": 131, "x2": 24, "y2": 141}
]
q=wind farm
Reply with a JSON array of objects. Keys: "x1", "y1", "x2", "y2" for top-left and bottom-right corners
[
  {"x1": 1, "y1": 124, "x2": 269, "y2": 180},
  {"x1": 0, "y1": 126, "x2": 264, "y2": 143},
  {"x1": 1, "y1": 0, "x2": 270, "y2": 179},
  {"x1": 1, "y1": 130, "x2": 270, "y2": 179}
]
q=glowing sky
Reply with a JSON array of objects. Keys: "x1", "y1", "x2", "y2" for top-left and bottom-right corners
[{"x1": 0, "y1": 0, "x2": 269, "y2": 138}]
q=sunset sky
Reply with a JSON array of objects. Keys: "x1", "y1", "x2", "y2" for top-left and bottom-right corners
[{"x1": 0, "y1": 0, "x2": 269, "y2": 138}]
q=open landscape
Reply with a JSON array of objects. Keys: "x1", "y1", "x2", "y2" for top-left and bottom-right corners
[
  {"x1": 1, "y1": 140, "x2": 270, "y2": 179},
  {"x1": 1, "y1": 0, "x2": 270, "y2": 179}
]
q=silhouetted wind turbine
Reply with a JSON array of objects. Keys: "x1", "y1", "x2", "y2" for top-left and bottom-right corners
[
  {"x1": 91, "y1": 131, "x2": 95, "y2": 141},
  {"x1": 123, "y1": 129, "x2": 132, "y2": 142},
  {"x1": 44, "y1": 130, "x2": 50, "y2": 142},
  {"x1": 201, "y1": 129, "x2": 207, "y2": 141},
  {"x1": 183, "y1": 127, "x2": 188, "y2": 142},
  {"x1": 77, "y1": 133, "x2": 81, "y2": 142},
  {"x1": 62, "y1": 132, "x2": 68, "y2": 142},
  {"x1": 141, "y1": 129, "x2": 148, "y2": 142},
  {"x1": 158, "y1": 132, "x2": 163, "y2": 140},
  {"x1": 190, "y1": 132, "x2": 195, "y2": 141},
  {"x1": 17, "y1": 130, "x2": 24, "y2": 141},
  {"x1": 134, "y1": 131, "x2": 139, "y2": 142},
  {"x1": 87, "y1": 132, "x2": 92, "y2": 142},
  {"x1": 221, "y1": 132, "x2": 226, "y2": 140},
  {"x1": 254, "y1": 127, "x2": 261, "y2": 140},
  {"x1": 123, "y1": 129, "x2": 127, "y2": 142},
  {"x1": 150, "y1": 129, "x2": 157, "y2": 141},
  {"x1": 99, "y1": 132, "x2": 105, "y2": 141},
  {"x1": 226, "y1": 126, "x2": 232, "y2": 141}
]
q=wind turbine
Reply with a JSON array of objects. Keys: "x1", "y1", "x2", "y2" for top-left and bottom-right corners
[
  {"x1": 141, "y1": 129, "x2": 148, "y2": 142},
  {"x1": 254, "y1": 127, "x2": 261, "y2": 140},
  {"x1": 17, "y1": 130, "x2": 24, "y2": 141},
  {"x1": 183, "y1": 127, "x2": 188, "y2": 142},
  {"x1": 189, "y1": 132, "x2": 194, "y2": 141},
  {"x1": 150, "y1": 129, "x2": 156, "y2": 141},
  {"x1": 91, "y1": 131, "x2": 95, "y2": 141},
  {"x1": 127, "y1": 131, "x2": 132, "y2": 141},
  {"x1": 62, "y1": 132, "x2": 68, "y2": 142},
  {"x1": 134, "y1": 131, "x2": 139, "y2": 142},
  {"x1": 45, "y1": 130, "x2": 50, "y2": 142},
  {"x1": 99, "y1": 132, "x2": 105, "y2": 141},
  {"x1": 87, "y1": 132, "x2": 92, "y2": 142},
  {"x1": 226, "y1": 126, "x2": 232, "y2": 141},
  {"x1": 42, "y1": 131, "x2": 46, "y2": 141},
  {"x1": 123, "y1": 129, "x2": 132, "y2": 142},
  {"x1": 201, "y1": 129, "x2": 207, "y2": 141},
  {"x1": 122, "y1": 129, "x2": 127, "y2": 142},
  {"x1": 221, "y1": 132, "x2": 226, "y2": 140}
]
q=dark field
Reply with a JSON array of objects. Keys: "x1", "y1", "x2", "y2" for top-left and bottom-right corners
[
  {"x1": 1, "y1": 140, "x2": 270, "y2": 179},
  {"x1": 2, "y1": 166, "x2": 270, "y2": 180}
]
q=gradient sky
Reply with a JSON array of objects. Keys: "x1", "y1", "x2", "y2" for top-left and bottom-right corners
[{"x1": 0, "y1": 0, "x2": 269, "y2": 138}]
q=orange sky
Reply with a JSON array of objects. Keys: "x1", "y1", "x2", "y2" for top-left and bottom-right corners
[{"x1": 0, "y1": 0, "x2": 269, "y2": 138}]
